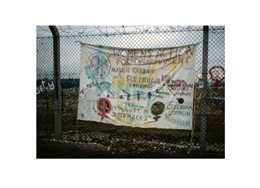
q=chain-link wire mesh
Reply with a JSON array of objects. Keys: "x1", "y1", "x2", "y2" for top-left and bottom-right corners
[{"x1": 37, "y1": 25, "x2": 225, "y2": 157}]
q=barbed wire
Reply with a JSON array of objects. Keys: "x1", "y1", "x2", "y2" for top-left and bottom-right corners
[{"x1": 37, "y1": 25, "x2": 225, "y2": 38}]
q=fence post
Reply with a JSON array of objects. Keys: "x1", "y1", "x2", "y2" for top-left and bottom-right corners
[
  {"x1": 61, "y1": 82, "x2": 64, "y2": 112},
  {"x1": 45, "y1": 89, "x2": 48, "y2": 112},
  {"x1": 49, "y1": 26, "x2": 62, "y2": 140},
  {"x1": 200, "y1": 26, "x2": 209, "y2": 150}
]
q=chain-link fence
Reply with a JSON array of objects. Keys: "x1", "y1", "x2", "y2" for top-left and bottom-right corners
[{"x1": 37, "y1": 25, "x2": 225, "y2": 157}]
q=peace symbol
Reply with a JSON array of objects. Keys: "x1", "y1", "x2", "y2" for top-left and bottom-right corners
[
  {"x1": 89, "y1": 53, "x2": 111, "y2": 78},
  {"x1": 97, "y1": 98, "x2": 111, "y2": 120}
]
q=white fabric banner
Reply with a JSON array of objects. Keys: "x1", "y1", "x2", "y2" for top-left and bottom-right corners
[{"x1": 77, "y1": 43, "x2": 198, "y2": 130}]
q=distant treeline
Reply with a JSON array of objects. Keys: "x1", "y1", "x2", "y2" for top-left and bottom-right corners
[
  {"x1": 37, "y1": 79, "x2": 224, "y2": 89},
  {"x1": 195, "y1": 81, "x2": 225, "y2": 88}
]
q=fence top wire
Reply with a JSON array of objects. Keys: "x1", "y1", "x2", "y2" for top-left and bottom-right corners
[
  {"x1": 37, "y1": 25, "x2": 224, "y2": 39},
  {"x1": 37, "y1": 25, "x2": 225, "y2": 80}
]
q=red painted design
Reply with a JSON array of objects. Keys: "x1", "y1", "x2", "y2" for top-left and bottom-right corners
[
  {"x1": 167, "y1": 80, "x2": 193, "y2": 91},
  {"x1": 148, "y1": 92, "x2": 152, "y2": 99},
  {"x1": 209, "y1": 66, "x2": 225, "y2": 88},
  {"x1": 97, "y1": 98, "x2": 111, "y2": 120}
]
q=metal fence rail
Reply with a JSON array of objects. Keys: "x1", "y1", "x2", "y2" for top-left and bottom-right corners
[{"x1": 37, "y1": 25, "x2": 225, "y2": 157}]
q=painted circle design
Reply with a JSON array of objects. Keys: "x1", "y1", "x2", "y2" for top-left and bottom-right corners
[
  {"x1": 97, "y1": 98, "x2": 111, "y2": 113},
  {"x1": 89, "y1": 53, "x2": 111, "y2": 78},
  {"x1": 178, "y1": 98, "x2": 184, "y2": 104},
  {"x1": 209, "y1": 66, "x2": 225, "y2": 82},
  {"x1": 151, "y1": 102, "x2": 165, "y2": 115}
]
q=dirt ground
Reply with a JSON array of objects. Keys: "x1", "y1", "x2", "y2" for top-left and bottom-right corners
[{"x1": 37, "y1": 131, "x2": 224, "y2": 158}]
